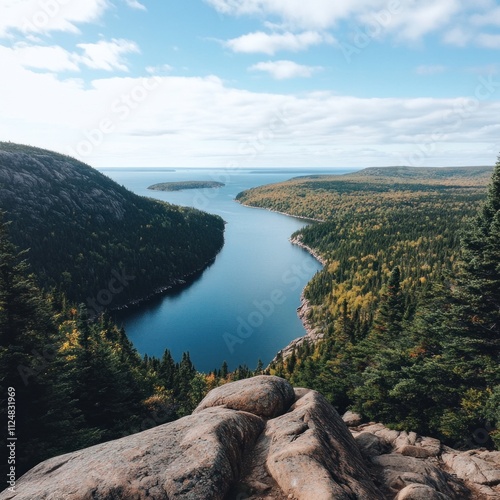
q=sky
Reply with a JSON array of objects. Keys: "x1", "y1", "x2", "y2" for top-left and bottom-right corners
[{"x1": 1, "y1": 0, "x2": 500, "y2": 168}]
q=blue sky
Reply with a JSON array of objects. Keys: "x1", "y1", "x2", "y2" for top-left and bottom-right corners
[{"x1": 1, "y1": 0, "x2": 500, "y2": 168}]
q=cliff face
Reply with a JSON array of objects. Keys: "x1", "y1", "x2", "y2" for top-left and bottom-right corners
[{"x1": 2, "y1": 376, "x2": 499, "y2": 500}]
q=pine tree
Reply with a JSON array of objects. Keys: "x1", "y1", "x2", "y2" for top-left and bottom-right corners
[
  {"x1": 455, "y1": 157, "x2": 500, "y2": 354},
  {"x1": 255, "y1": 358, "x2": 264, "y2": 374},
  {"x1": 371, "y1": 266, "x2": 404, "y2": 342},
  {"x1": 159, "y1": 349, "x2": 176, "y2": 389},
  {"x1": 220, "y1": 360, "x2": 229, "y2": 379}
]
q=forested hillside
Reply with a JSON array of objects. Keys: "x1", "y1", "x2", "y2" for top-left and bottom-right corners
[
  {"x1": 238, "y1": 164, "x2": 500, "y2": 450},
  {"x1": 0, "y1": 142, "x2": 225, "y2": 308}
]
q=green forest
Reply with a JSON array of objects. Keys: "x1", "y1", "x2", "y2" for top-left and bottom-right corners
[{"x1": 238, "y1": 164, "x2": 500, "y2": 450}]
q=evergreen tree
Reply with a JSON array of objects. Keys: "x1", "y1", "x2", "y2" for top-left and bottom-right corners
[
  {"x1": 255, "y1": 359, "x2": 264, "y2": 374},
  {"x1": 371, "y1": 266, "x2": 404, "y2": 342},
  {"x1": 159, "y1": 349, "x2": 176, "y2": 390},
  {"x1": 455, "y1": 157, "x2": 500, "y2": 354},
  {"x1": 220, "y1": 360, "x2": 229, "y2": 379}
]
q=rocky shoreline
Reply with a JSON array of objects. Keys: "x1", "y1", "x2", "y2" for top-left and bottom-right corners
[
  {"x1": 234, "y1": 199, "x2": 328, "y2": 367},
  {"x1": 269, "y1": 235, "x2": 328, "y2": 365},
  {"x1": 289, "y1": 234, "x2": 327, "y2": 265},
  {"x1": 269, "y1": 293, "x2": 325, "y2": 366}
]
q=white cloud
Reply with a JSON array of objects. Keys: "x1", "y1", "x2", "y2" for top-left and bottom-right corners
[
  {"x1": 443, "y1": 26, "x2": 472, "y2": 46},
  {"x1": 471, "y1": 7, "x2": 500, "y2": 26},
  {"x1": 466, "y1": 64, "x2": 500, "y2": 74},
  {"x1": 476, "y1": 33, "x2": 500, "y2": 49},
  {"x1": 1, "y1": 44, "x2": 500, "y2": 169},
  {"x1": 146, "y1": 64, "x2": 174, "y2": 74},
  {"x1": 10, "y1": 43, "x2": 80, "y2": 72},
  {"x1": 389, "y1": 0, "x2": 461, "y2": 41},
  {"x1": 204, "y1": 0, "x2": 366, "y2": 29},
  {"x1": 124, "y1": 0, "x2": 146, "y2": 11},
  {"x1": 206, "y1": 0, "x2": 492, "y2": 48},
  {"x1": 76, "y1": 39, "x2": 140, "y2": 71},
  {"x1": 415, "y1": 65, "x2": 447, "y2": 75},
  {"x1": 224, "y1": 30, "x2": 335, "y2": 55},
  {"x1": 0, "y1": 0, "x2": 109, "y2": 37},
  {"x1": 206, "y1": 0, "x2": 462, "y2": 35},
  {"x1": 7, "y1": 39, "x2": 140, "y2": 73},
  {"x1": 249, "y1": 60, "x2": 321, "y2": 79}
]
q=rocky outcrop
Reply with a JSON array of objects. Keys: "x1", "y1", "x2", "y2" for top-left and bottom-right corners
[
  {"x1": 441, "y1": 449, "x2": 500, "y2": 498},
  {"x1": 1, "y1": 407, "x2": 264, "y2": 500},
  {"x1": 263, "y1": 390, "x2": 382, "y2": 499},
  {"x1": 289, "y1": 235, "x2": 327, "y2": 265},
  {"x1": 194, "y1": 375, "x2": 295, "y2": 419},
  {"x1": 349, "y1": 420, "x2": 500, "y2": 499},
  {"x1": 2, "y1": 376, "x2": 499, "y2": 500},
  {"x1": 2, "y1": 376, "x2": 380, "y2": 500}
]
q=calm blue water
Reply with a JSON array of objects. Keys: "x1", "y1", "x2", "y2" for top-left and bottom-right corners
[{"x1": 99, "y1": 168, "x2": 350, "y2": 372}]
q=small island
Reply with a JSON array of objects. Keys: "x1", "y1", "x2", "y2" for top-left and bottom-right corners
[{"x1": 148, "y1": 181, "x2": 225, "y2": 191}]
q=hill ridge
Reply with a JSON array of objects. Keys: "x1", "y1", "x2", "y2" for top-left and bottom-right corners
[{"x1": 0, "y1": 142, "x2": 225, "y2": 308}]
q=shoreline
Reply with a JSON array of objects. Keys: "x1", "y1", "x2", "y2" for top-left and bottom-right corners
[
  {"x1": 271, "y1": 236, "x2": 328, "y2": 366},
  {"x1": 234, "y1": 199, "x2": 325, "y2": 223},
  {"x1": 289, "y1": 235, "x2": 327, "y2": 266},
  {"x1": 268, "y1": 292, "x2": 326, "y2": 366},
  {"x1": 109, "y1": 253, "x2": 220, "y2": 315}
]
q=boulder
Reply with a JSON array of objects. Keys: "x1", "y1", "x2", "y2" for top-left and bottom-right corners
[
  {"x1": 418, "y1": 437, "x2": 442, "y2": 457},
  {"x1": 442, "y1": 450, "x2": 500, "y2": 486},
  {"x1": 0, "y1": 407, "x2": 265, "y2": 500},
  {"x1": 397, "y1": 445, "x2": 437, "y2": 459},
  {"x1": 442, "y1": 449, "x2": 500, "y2": 497},
  {"x1": 265, "y1": 390, "x2": 384, "y2": 499},
  {"x1": 395, "y1": 484, "x2": 452, "y2": 499},
  {"x1": 372, "y1": 453, "x2": 465, "y2": 498},
  {"x1": 1, "y1": 376, "x2": 494, "y2": 500},
  {"x1": 194, "y1": 375, "x2": 295, "y2": 419},
  {"x1": 355, "y1": 432, "x2": 389, "y2": 458},
  {"x1": 343, "y1": 411, "x2": 363, "y2": 427}
]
